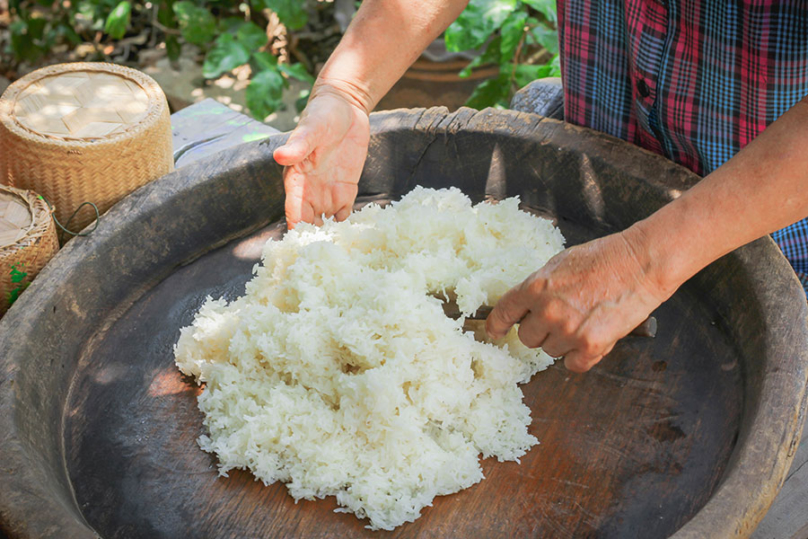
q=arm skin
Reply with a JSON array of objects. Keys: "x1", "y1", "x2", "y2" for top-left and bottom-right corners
[
  {"x1": 273, "y1": 0, "x2": 468, "y2": 227},
  {"x1": 486, "y1": 96, "x2": 808, "y2": 373}
]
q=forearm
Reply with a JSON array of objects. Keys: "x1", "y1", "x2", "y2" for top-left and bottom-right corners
[
  {"x1": 628, "y1": 96, "x2": 808, "y2": 295},
  {"x1": 314, "y1": 0, "x2": 469, "y2": 113}
]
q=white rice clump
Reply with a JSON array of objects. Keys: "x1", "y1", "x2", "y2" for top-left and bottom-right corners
[{"x1": 175, "y1": 187, "x2": 565, "y2": 530}]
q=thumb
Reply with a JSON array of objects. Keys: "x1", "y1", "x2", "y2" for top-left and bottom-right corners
[
  {"x1": 274, "y1": 130, "x2": 313, "y2": 166},
  {"x1": 486, "y1": 286, "x2": 530, "y2": 340},
  {"x1": 273, "y1": 97, "x2": 333, "y2": 166}
]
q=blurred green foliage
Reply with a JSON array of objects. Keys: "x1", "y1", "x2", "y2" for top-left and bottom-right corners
[
  {"x1": 5, "y1": 0, "x2": 559, "y2": 117},
  {"x1": 446, "y1": 0, "x2": 560, "y2": 109},
  {"x1": 5, "y1": 0, "x2": 318, "y2": 119}
]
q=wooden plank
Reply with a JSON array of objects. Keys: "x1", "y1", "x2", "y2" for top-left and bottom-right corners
[
  {"x1": 510, "y1": 78, "x2": 564, "y2": 120},
  {"x1": 171, "y1": 99, "x2": 281, "y2": 168}
]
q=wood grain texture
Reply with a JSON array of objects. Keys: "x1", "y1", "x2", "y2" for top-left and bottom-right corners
[
  {"x1": 1, "y1": 108, "x2": 806, "y2": 539},
  {"x1": 171, "y1": 99, "x2": 280, "y2": 168},
  {"x1": 510, "y1": 78, "x2": 565, "y2": 121},
  {"x1": 752, "y1": 430, "x2": 808, "y2": 539}
]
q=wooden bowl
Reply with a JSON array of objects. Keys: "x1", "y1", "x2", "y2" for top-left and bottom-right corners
[{"x1": 0, "y1": 108, "x2": 806, "y2": 539}]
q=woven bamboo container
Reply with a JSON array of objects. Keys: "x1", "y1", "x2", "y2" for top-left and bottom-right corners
[
  {"x1": 0, "y1": 63, "x2": 174, "y2": 232},
  {"x1": 0, "y1": 185, "x2": 59, "y2": 315}
]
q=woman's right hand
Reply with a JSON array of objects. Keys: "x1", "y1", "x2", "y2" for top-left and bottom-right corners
[{"x1": 273, "y1": 83, "x2": 371, "y2": 228}]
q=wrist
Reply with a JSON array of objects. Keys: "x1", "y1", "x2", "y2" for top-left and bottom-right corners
[
  {"x1": 621, "y1": 218, "x2": 690, "y2": 302},
  {"x1": 310, "y1": 76, "x2": 375, "y2": 116}
]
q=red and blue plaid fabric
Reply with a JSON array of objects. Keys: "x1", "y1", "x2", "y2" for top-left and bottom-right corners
[{"x1": 557, "y1": 0, "x2": 808, "y2": 296}]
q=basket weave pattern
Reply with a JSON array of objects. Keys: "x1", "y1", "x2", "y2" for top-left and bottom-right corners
[
  {"x1": 0, "y1": 185, "x2": 59, "y2": 315},
  {"x1": 0, "y1": 63, "x2": 174, "y2": 232}
]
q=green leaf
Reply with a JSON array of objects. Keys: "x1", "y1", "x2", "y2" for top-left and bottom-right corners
[
  {"x1": 55, "y1": 22, "x2": 82, "y2": 45},
  {"x1": 251, "y1": 50, "x2": 278, "y2": 71},
  {"x1": 104, "y1": 1, "x2": 131, "y2": 40},
  {"x1": 445, "y1": 0, "x2": 518, "y2": 52},
  {"x1": 522, "y1": 0, "x2": 557, "y2": 25},
  {"x1": 166, "y1": 35, "x2": 182, "y2": 61},
  {"x1": 549, "y1": 53, "x2": 561, "y2": 76},
  {"x1": 9, "y1": 264, "x2": 28, "y2": 284},
  {"x1": 7, "y1": 282, "x2": 29, "y2": 307},
  {"x1": 173, "y1": 1, "x2": 216, "y2": 45},
  {"x1": 278, "y1": 63, "x2": 314, "y2": 84},
  {"x1": 499, "y1": 9, "x2": 528, "y2": 62},
  {"x1": 219, "y1": 16, "x2": 245, "y2": 34},
  {"x1": 514, "y1": 63, "x2": 549, "y2": 88},
  {"x1": 9, "y1": 20, "x2": 43, "y2": 62},
  {"x1": 9, "y1": 20, "x2": 27, "y2": 35},
  {"x1": 513, "y1": 56, "x2": 559, "y2": 87},
  {"x1": 203, "y1": 33, "x2": 251, "y2": 78},
  {"x1": 26, "y1": 17, "x2": 47, "y2": 40},
  {"x1": 262, "y1": 0, "x2": 308, "y2": 30},
  {"x1": 157, "y1": 0, "x2": 176, "y2": 27},
  {"x1": 464, "y1": 73, "x2": 511, "y2": 109},
  {"x1": 236, "y1": 21, "x2": 268, "y2": 51},
  {"x1": 458, "y1": 36, "x2": 501, "y2": 78},
  {"x1": 43, "y1": 27, "x2": 59, "y2": 49},
  {"x1": 527, "y1": 20, "x2": 558, "y2": 54},
  {"x1": 75, "y1": 0, "x2": 105, "y2": 29},
  {"x1": 246, "y1": 68, "x2": 285, "y2": 119}
]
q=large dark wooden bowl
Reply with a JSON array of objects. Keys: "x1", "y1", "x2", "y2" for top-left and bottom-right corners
[{"x1": 1, "y1": 108, "x2": 806, "y2": 539}]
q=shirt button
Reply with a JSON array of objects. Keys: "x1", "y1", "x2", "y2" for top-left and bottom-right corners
[{"x1": 637, "y1": 78, "x2": 651, "y2": 98}]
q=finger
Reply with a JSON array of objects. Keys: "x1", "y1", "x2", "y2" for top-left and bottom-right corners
[
  {"x1": 576, "y1": 307, "x2": 630, "y2": 357},
  {"x1": 539, "y1": 332, "x2": 576, "y2": 358},
  {"x1": 563, "y1": 351, "x2": 604, "y2": 373},
  {"x1": 274, "y1": 132, "x2": 313, "y2": 166},
  {"x1": 515, "y1": 312, "x2": 549, "y2": 349},
  {"x1": 486, "y1": 286, "x2": 531, "y2": 340},
  {"x1": 284, "y1": 169, "x2": 305, "y2": 229},
  {"x1": 562, "y1": 325, "x2": 618, "y2": 373},
  {"x1": 274, "y1": 107, "x2": 332, "y2": 166},
  {"x1": 334, "y1": 204, "x2": 352, "y2": 222},
  {"x1": 284, "y1": 171, "x2": 319, "y2": 228}
]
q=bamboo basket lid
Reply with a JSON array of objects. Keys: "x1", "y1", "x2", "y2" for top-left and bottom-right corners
[
  {"x1": 0, "y1": 63, "x2": 174, "y2": 233},
  {"x1": 0, "y1": 185, "x2": 59, "y2": 315},
  {"x1": 0, "y1": 189, "x2": 33, "y2": 249},
  {"x1": 12, "y1": 71, "x2": 151, "y2": 140}
]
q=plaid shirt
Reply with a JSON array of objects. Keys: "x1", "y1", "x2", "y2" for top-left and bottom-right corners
[{"x1": 557, "y1": 0, "x2": 808, "y2": 296}]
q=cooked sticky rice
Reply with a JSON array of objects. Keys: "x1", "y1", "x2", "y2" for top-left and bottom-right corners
[{"x1": 175, "y1": 187, "x2": 565, "y2": 530}]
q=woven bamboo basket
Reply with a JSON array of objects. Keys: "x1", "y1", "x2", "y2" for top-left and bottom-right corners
[
  {"x1": 0, "y1": 63, "x2": 174, "y2": 233},
  {"x1": 0, "y1": 185, "x2": 59, "y2": 315}
]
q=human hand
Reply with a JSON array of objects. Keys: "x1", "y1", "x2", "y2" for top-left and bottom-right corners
[
  {"x1": 486, "y1": 228, "x2": 674, "y2": 373},
  {"x1": 273, "y1": 84, "x2": 371, "y2": 228}
]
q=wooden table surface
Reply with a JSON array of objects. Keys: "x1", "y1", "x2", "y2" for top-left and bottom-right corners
[{"x1": 1, "y1": 99, "x2": 804, "y2": 539}]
